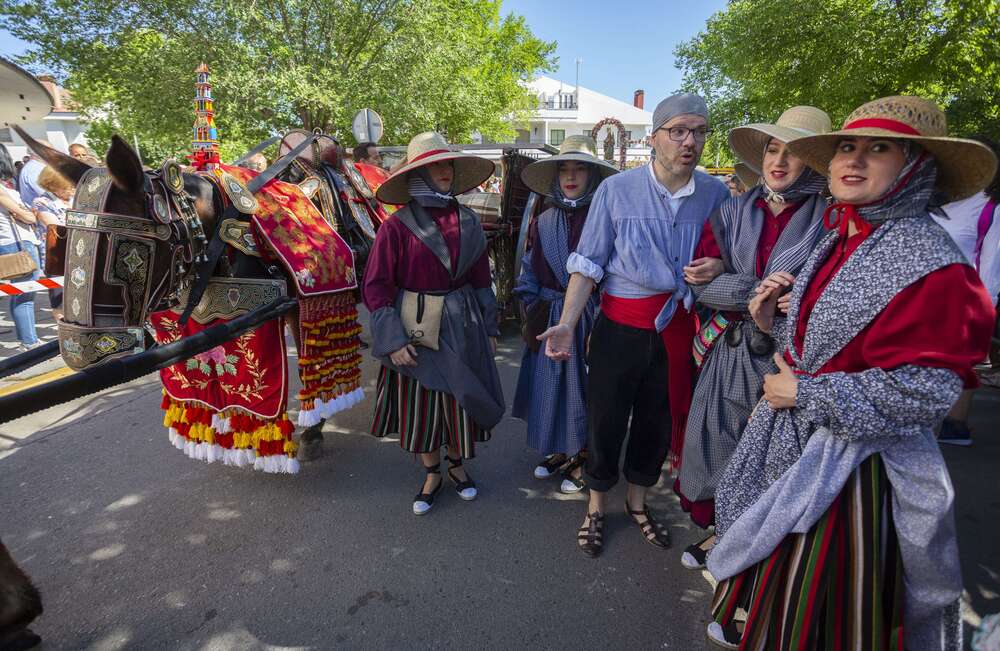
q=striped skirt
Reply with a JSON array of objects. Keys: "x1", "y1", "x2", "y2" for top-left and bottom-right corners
[
  {"x1": 711, "y1": 454, "x2": 904, "y2": 650},
  {"x1": 370, "y1": 366, "x2": 490, "y2": 458}
]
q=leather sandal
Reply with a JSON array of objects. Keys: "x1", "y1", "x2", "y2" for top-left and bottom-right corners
[
  {"x1": 625, "y1": 501, "x2": 671, "y2": 549},
  {"x1": 413, "y1": 462, "x2": 442, "y2": 515},
  {"x1": 446, "y1": 455, "x2": 478, "y2": 501},
  {"x1": 533, "y1": 453, "x2": 568, "y2": 479},
  {"x1": 577, "y1": 511, "x2": 604, "y2": 558}
]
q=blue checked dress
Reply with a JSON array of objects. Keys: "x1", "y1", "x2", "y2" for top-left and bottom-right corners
[{"x1": 512, "y1": 208, "x2": 597, "y2": 456}]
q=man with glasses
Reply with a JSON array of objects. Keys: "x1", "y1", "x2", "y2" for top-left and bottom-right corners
[{"x1": 539, "y1": 93, "x2": 728, "y2": 557}]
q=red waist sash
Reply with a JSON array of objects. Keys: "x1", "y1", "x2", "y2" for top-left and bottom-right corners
[{"x1": 601, "y1": 293, "x2": 670, "y2": 330}]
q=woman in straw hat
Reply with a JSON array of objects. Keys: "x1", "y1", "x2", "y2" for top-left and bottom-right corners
[
  {"x1": 364, "y1": 131, "x2": 504, "y2": 516},
  {"x1": 703, "y1": 96, "x2": 996, "y2": 650},
  {"x1": 512, "y1": 136, "x2": 618, "y2": 492},
  {"x1": 674, "y1": 106, "x2": 832, "y2": 570}
]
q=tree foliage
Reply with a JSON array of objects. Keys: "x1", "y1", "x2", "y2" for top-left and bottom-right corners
[
  {"x1": 674, "y1": 0, "x2": 1000, "y2": 165},
  {"x1": 0, "y1": 0, "x2": 555, "y2": 162}
]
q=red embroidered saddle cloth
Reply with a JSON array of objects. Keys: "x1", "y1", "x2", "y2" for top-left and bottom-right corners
[
  {"x1": 150, "y1": 310, "x2": 287, "y2": 418},
  {"x1": 221, "y1": 164, "x2": 357, "y2": 296}
]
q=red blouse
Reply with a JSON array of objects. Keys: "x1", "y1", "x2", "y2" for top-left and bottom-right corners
[
  {"x1": 788, "y1": 229, "x2": 994, "y2": 388},
  {"x1": 693, "y1": 200, "x2": 801, "y2": 275},
  {"x1": 362, "y1": 206, "x2": 492, "y2": 313}
]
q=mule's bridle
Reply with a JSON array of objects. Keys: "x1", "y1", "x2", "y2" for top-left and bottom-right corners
[
  {"x1": 58, "y1": 159, "x2": 211, "y2": 369},
  {"x1": 58, "y1": 132, "x2": 322, "y2": 370}
]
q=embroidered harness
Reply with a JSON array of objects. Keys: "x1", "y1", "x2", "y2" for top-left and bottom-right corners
[{"x1": 59, "y1": 160, "x2": 216, "y2": 369}]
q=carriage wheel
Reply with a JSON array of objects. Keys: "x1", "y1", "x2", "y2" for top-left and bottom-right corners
[{"x1": 488, "y1": 231, "x2": 514, "y2": 320}]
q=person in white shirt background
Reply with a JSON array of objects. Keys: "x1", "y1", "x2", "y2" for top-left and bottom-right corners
[
  {"x1": 932, "y1": 135, "x2": 1000, "y2": 444},
  {"x1": 0, "y1": 144, "x2": 43, "y2": 350},
  {"x1": 32, "y1": 166, "x2": 75, "y2": 318}
]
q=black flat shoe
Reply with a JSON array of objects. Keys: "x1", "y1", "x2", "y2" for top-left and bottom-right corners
[
  {"x1": 577, "y1": 511, "x2": 604, "y2": 558},
  {"x1": 681, "y1": 533, "x2": 715, "y2": 569},
  {"x1": 413, "y1": 462, "x2": 442, "y2": 515},
  {"x1": 533, "y1": 453, "x2": 568, "y2": 479},
  {"x1": 559, "y1": 452, "x2": 587, "y2": 494},
  {"x1": 625, "y1": 501, "x2": 671, "y2": 549},
  {"x1": 706, "y1": 620, "x2": 742, "y2": 649},
  {"x1": 446, "y1": 455, "x2": 477, "y2": 501}
]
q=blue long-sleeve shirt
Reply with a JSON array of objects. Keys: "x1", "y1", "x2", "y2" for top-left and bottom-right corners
[{"x1": 567, "y1": 164, "x2": 729, "y2": 330}]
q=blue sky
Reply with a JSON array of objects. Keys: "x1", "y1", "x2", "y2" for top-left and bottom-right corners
[
  {"x1": 500, "y1": 0, "x2": 729, "y2": 107},
  {"x1": 1, "y1": 0, "x2": 728, "y2": 107}
]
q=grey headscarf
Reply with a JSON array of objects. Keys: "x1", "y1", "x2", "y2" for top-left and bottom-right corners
[
  {"x1": 761, "y1": 167, "x2": 828, "y2": 204},
  {"x1": 824, "y1": 143, "x2": 938, "y2": 233},
  {"x1": 407, "y1": 166, "x2": 455, "y2": 208},
  {"x1": 652, "y1": 93, "x2": 709, "y2": 133},
  {"x1": 548, "y1": 166, "x2": 599, "y2": 211}
]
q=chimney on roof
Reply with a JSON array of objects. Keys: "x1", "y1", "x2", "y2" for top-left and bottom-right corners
[
  {"x1": 36, "y1": 75, "x2": 62, "y2": 111},
  {"x1": 633, "y1": 89, "x2": 644, "y2": 110}
]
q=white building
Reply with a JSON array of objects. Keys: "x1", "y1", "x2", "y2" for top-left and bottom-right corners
[
  {"x1": 1, "y1": 58, "x2": 89, "y2": 159},
  {"x1": 513, "y1": 75, "x2": 653, "y2": 163}
]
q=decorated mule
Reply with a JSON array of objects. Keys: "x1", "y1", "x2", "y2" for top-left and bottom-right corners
[
  {"x1": 235, "y1": 129, "x2": 387, "y2": 276},
  {"x1": 1, "y1": 127, "x2": 365, "y2": 473}
]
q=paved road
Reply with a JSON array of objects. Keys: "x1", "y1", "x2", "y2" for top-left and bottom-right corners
[
  {"x1": 2, "y1": 319, "x2": 723, "y2": 650},
  {"x1": 1, "y1": 313, "x2": 998, "y2": 649}
]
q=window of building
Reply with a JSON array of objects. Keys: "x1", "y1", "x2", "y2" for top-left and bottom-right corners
[
  {"x1": 550, "y1": 129, "x2": 565, "y2": 146},
  {"x1": 624, "y1": 130, "x2": 633, "y2": 143},
  {"x1": 0, "y1": 128, "x2": 11, "y2": 143}
]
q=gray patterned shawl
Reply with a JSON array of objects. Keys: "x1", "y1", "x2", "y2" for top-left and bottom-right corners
[
  {"x1": 710, "y1": 185, "x2": 829, "y2": 278},
  {"x1": 710, "y1": 214, "x2": 969, "y2": 650}
]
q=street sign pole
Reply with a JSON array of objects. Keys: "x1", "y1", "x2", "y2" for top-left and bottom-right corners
[{"x1": 352, "y1": 108, "x2": 384, "y2": 144}]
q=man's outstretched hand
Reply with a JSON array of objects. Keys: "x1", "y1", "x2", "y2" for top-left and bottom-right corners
[{"x1": 538, "y1": 323, "x2": 574, "y2": 361}]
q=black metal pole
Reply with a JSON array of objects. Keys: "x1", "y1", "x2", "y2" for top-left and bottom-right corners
[
  {"x1": 0, "y1": 341, "x2": 60, "y2": 380},
  {"x1": 0, "y1": 297, "x2": 296, "y2": 425}
]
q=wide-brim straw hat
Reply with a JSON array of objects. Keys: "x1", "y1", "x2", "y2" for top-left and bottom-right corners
[
  {"x1": 729, "y1": 106, "x2": 832, "y2": 175},
  {"x1": 788, "y1": 96, "x2": 998, "y2": 201},
  {"x1": 376, "y1": 131, "x2": 495, "y2": 204},
  {"x1": 733, "y1": 162, "x2": 759, "y2": 188},
  {"x1": 520, "y1": 135, "x2": 619, "y2": 197}
]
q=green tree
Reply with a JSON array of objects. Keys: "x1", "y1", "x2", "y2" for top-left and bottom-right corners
[
  {"x1": 675, "y1": 0, "x2": 1000, "y2": 165},
  {"x1": 1, "y1": 0, "x2": 555, "y2": 162}
]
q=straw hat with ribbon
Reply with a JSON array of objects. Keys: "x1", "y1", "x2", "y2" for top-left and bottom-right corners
[
  {"x1": 376, "y1": 131, "x2": 495, "y2": 204},
  {"x1": 788, "y1": 96, "x2": 998, "y2": 201},
  {"x1": 729, "y1": 106, "x2": 833, "y2": 175},
  {"x1": 520, "y1": 135, "x2": 619, "y2": 197}
]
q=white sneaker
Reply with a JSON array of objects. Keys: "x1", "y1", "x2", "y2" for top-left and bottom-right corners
[
  {"x1": 456, "y1": 485, "x2": 478, "y2": 501},
  {"x1": 560, "y1": 476, "x2": 585, "y2": 494},
  {"x1": 706, "y1": 622, "x2": 739, "y2": 649}
]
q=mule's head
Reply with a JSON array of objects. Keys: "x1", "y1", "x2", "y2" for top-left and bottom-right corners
[{"x1": 14, "y1": 127, "x2": 218, "y2": 370}]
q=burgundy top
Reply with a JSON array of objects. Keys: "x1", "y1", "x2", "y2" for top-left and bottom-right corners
[
  {"x1": 362, "y1": 206, "x2": 492, "y2": 312},
  {"x1": 694, "y1": 199, "x2": 802, "y2": 276},
  {"x1": 753, "y1": 198, "x2": 799, "y2": 276},
  {"x1": 524, "y1": 206, "x2": 589, "y2": 291},
  {"x1": 787, "y1": 228, "x2": 994, "y2": 388}
]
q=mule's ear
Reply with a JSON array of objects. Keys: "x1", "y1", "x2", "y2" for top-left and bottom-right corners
[
  {"x1": 11, "y1": 125, "x2": 91, "y2": 185},
  {"x1": 106, "y1": 135, "x2": 145, "y2": 195}
]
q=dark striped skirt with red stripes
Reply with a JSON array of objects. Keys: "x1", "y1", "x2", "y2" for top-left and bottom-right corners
[
  {"x1": 370, "y1": 366, "x2": 490, "y2": 458},
  {"x1": 711, "y1": 454, "x2": 905, "y2": 650}
]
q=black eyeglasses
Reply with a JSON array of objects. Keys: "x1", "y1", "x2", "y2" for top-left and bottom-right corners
[{"x1": 659, "y1": 126, "x2": 713, "y2": 143}]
